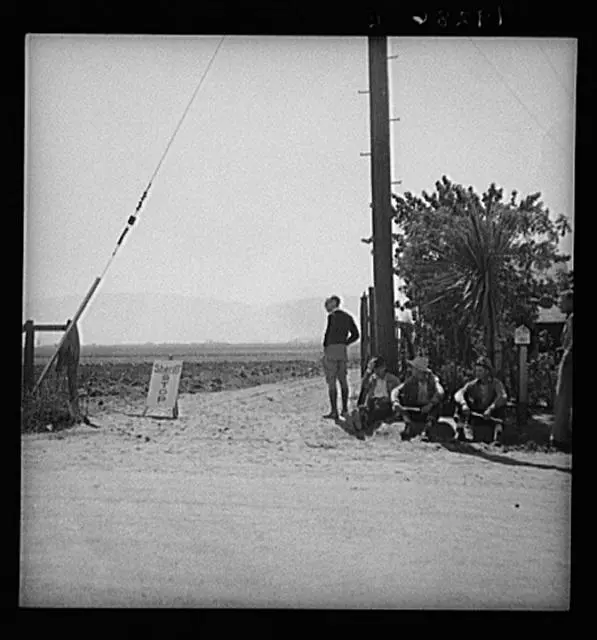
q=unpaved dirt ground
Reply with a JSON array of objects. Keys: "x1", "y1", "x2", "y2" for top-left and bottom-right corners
[{"x1": 20, "y1": 369, "x2": 571, "y2": 609}]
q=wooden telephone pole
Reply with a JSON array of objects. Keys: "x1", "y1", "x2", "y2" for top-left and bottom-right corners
[{"x1": 368, "y1": 35, "x2": 399, "y2": 373}]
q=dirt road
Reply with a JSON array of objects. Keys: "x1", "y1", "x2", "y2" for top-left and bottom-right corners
[{"x1": 20, "y1": 369, "x2": 571, "y2": 609}]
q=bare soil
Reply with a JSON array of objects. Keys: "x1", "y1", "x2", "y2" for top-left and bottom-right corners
[{"x1": 20, "y1": 368, "x2": 571, "y2": 609}]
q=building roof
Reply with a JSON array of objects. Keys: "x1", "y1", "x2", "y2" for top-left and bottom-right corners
[{"x1": 537, "y1": 306, "x2": 566, "y2": 324}]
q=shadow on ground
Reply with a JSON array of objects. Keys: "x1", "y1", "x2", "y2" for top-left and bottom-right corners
[
  {"x1": 333, "y1": 414, "x2": 571, "y2": 473},
  {"x1": 334, "y1": 416, "x2": 362, "y2": 439},
  {"x1": 334, "y1": 415, "x2": 404, "y2": 441},
  {"x1": 121, "y1": 412, "x2": 177, "y2": 421},
  {"x1": 440, "y1": 441, "x2": 571, "y2": 474}
]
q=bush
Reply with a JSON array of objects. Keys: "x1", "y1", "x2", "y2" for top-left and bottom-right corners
[
  {"x1": 21, "y1": 386, "x2": 76, "y2": 433},
  {"x1": 435, "y1": 361, "x2": 472, "y2": 416},
  {"x1": 527, "y1": 352, "x2": 558, "y2": 411}
]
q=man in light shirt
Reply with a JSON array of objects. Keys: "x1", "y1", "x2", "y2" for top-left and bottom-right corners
[
  {"x1": 352, "y1": 356, "x2": 401, "y2": 438},
  {"x1": 391, "y1": 356, "x2": 445, "y2": 441}
]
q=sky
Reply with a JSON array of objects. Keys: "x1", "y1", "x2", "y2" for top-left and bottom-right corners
[{"x1": 23, "y1": 35, "x2": 576, "y2": 314}]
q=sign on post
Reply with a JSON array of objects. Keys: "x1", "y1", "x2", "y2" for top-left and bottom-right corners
[
  {"x1": 143, "y1": 359, "x2": 183, "y2": 419},
  {"x1": 514, "y1": 325, "x2": 530, "y2": 426},
  {"x1": 514, "y1": 325, "x2": 531, "y2": 345}
]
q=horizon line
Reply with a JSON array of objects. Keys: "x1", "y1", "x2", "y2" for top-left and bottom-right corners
[
  {"x1": 24, "y1": 291, "x2": 366, "y2": 305},
  {"x1": 34, "y1": 340, "x2": 339, "y2": 348}
]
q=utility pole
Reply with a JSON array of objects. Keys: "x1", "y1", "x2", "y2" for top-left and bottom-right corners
[{"x1": 368, "y1": 35, "x2": 398, "y2": 374}]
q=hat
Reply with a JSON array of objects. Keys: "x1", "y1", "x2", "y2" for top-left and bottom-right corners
[
  {"x1": 475, "y1": 356, "x2": 494, "y2": 374},
  {"x1": 407, "y1": 356, "x2": 431, "y2": 372},
  {"x1": 369, "y1": 356, "x2": 387, "y2": 370}
]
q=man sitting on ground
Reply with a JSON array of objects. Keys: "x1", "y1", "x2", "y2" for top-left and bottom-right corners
[
  {"x1": 352, "y1": 356, "x2": 400, "y2": 439},
  {"x1": 453, "y1": 356, "x2": 507, "y2": 443},
  {"x1": 391, "y1": 356, "x2": 445, "y2": 441}
]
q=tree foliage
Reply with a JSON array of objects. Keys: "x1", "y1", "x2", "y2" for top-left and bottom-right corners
[{"x1": 392, "y1": 176, "x2": 572, "y2": 370}]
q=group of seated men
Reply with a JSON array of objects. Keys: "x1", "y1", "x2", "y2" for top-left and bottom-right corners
[{"x1": 349, "y1": 354, "x2": 508, "y2": 443}]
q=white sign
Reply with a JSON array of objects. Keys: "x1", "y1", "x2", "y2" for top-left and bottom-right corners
[
  {"x1": 145, "y1": 360, "x2": 183, "y2": 413},
  {"x1": 514, "y1": 325, "x2": 531, "y2": 345}
]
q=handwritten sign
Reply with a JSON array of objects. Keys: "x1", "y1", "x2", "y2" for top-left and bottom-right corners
[
  {"x1": 145, "y1": 360, "x2": 183, "y2": 415},
  {"x1": 514, "y1": 325, "x2": 531, "y2": 346}
]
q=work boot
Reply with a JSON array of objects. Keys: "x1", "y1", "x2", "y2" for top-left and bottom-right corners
[
  {"x1": 323, "y1": 412, "x2": 339, "y2": 420},
  {"x1": 400, "y1": 421, "x2": 412, "y2": 441},
  {"x1": 422, "y1": 416, "x2": 439, "y2": 442}
]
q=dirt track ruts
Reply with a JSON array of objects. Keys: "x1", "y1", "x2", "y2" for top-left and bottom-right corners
[{"x1": 20, "y1": 370, "x2": 571, "y2": 609}]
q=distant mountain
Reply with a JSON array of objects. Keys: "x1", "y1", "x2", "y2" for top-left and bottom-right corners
[
  {"x1": 265, "y1": 296, "x2": 361, "y2": 343},
  {"x1": 22, "y1": 292, "x2": 363, "y2": 346}
]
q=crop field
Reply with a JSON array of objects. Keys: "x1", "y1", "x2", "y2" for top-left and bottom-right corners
[{"x1": 31, "y1": 343, "x2": 361, "y2": 400}]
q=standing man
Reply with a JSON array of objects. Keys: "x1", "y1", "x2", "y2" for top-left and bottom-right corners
[
  {"x1": 322, "y1": 296, "x2": 360, "y2": 419},
  {"x1": 551, "y1": 290, "x2": 573, "y2": 452}
]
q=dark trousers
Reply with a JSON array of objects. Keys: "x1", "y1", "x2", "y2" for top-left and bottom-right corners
[
  {"x1": 400, "y1": 403, "x2": 441, "y2": 439},
  {"x1": 362, "y1": 397, "x2": 394, "y2": 425},
  {"x1": 401, "y1": 404, "x2": 441, "y2": 423},
  {"x1": 356, "y1": 397, "x2": 395, "y2": 436},
  {"x1": 454, "y1": 405, "x2": 506, "y2": 442}
]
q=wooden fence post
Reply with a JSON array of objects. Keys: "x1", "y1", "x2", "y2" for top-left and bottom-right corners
[
  {"x1": 23, "y1": 320, "x2": 35, "y2": 394},
  {"x1": 518, "y1": 344, "x2": 528, "y2": 426},
  {"x1": 368, "y1": 286, "x2": 377, "y2": 358},
  {"x1": 514, "y1": 325, "x2": 531, "y2": 426},
  {"x1": 360, "y1": 293, "x2": 369, "y2": 375}
]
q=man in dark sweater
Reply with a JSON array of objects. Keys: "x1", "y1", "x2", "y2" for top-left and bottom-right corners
[{"x1": 322, "y1": 296, "x2": 360, "y2": 419}]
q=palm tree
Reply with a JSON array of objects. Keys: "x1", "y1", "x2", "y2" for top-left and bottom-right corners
[{"x1": 416, "y1": 207, "x2": 518, "y2": 369}]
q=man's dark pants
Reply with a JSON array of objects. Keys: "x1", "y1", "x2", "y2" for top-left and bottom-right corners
[
  {"x1": 454, "y1": 405, "x2": 506, "y2": 443},
  {"x1": 359, "y1": 398, "x2": 394, "y2": 435},
  {"x1": 400, "y1": 404, "x2": 441, "y2": 439}
]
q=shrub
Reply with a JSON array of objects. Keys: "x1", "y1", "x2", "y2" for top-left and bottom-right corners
[
  {"x1": 21, "y1": 385, "x2": 75, "y2": 433},
  {"x1": 527, "y1": 352, "x2": 558, "y2": 410},
  {"x1": 435, "y1": 361, "x2": 472, "y2": 416}
]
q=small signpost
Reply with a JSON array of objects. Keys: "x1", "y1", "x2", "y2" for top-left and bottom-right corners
[
  {"x1": 143, "y1": 357, "x2": 183, "y2": 419},
  {"x1": 514, "y1": 324, "x2": 531, "y2": 426},
  {"x1": 514, "y1": 325, "x2": 531, "y2": 346}
]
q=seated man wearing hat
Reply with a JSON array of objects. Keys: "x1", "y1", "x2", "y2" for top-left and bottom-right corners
[
  {"x1": 454, "y1": 356, "x2": 507, "y2": 443},
  {"x1": 391, "y1": 356, "x2": 445, "y2": 441},
  {"x1": 352, "y1": 356, "x2": 401, "y2": 439}
]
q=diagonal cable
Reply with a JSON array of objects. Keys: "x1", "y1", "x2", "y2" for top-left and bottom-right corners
[
  {"x1": 468, "y1": 38, "x2": 569, "y2": 154},
  {"x1": 33, "y1": 36, "x2": 226, "y2": 392}
]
